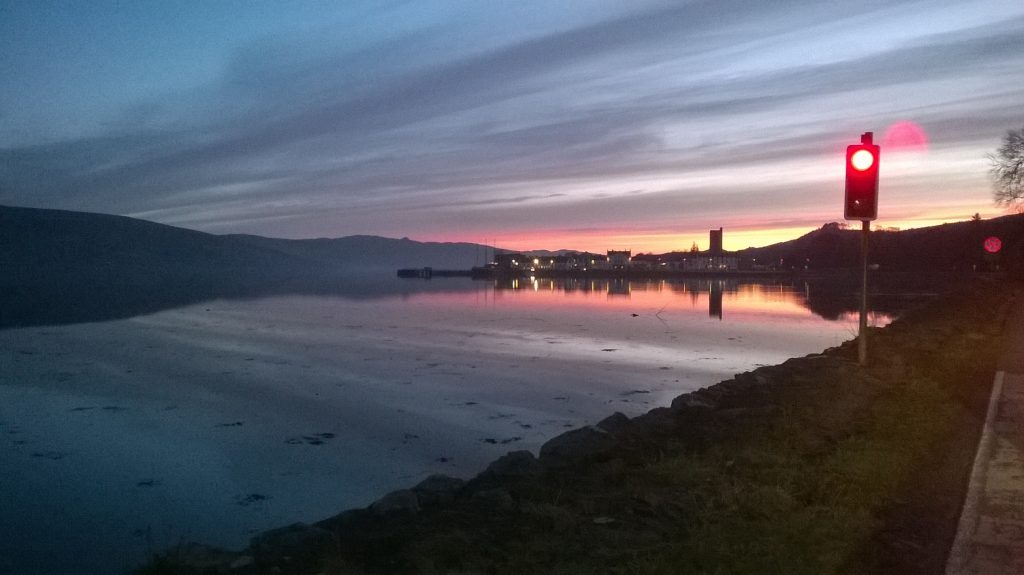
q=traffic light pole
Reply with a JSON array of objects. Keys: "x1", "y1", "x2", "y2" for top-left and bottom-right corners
[
  {"x1": 844, "y1": 130, "x2": 876, "y2": 366},
  {"x1": 859, "y1": 220, "x2": 869, "y2": 365}
]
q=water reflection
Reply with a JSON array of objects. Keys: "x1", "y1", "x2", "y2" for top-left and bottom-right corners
[
  {"x1": 0, "y1": 273, "x2": 920, "y2": 571},
  {"x1": 485, "y1": 276, "x2": 900, "y2": 323},
  {"x1": 2, "y1": 271, "x2": 931, "y2": 330},
  {"x1": 710, "y1": 280, "x2": 723, "y2": 319}
]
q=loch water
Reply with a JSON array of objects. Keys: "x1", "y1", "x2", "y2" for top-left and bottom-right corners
[{"x1": 0, "y1": 276, "x2": 907, "y2": 573}]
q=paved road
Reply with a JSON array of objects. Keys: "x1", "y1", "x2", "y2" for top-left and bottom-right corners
[{"x1": 947, "y1": 289, "x2": 1024, "y2": 575}]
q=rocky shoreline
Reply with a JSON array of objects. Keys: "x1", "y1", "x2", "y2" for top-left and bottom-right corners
[{"x1": 143, "y1": 279, "x2": 1018, "y2": 574}]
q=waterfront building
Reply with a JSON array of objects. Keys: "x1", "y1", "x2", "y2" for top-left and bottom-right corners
[
  {"x1": 607, "y1": 250, "x2": 631, "y2": 270},
  {"x1": 710, "y1": 227, "x2": 723, "y2": 255},
  {"x1": 494, "y1": 253, "x2": 526, "y2": 270}
]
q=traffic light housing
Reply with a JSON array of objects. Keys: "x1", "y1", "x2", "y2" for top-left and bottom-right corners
[{"x1": 844, "y1": 133, "x2": 880, "y2": 221}]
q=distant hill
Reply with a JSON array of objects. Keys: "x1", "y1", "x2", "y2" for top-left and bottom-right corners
[
  {"x1": 226, "y1": 233, "x2": 496, "y2": 273},
  {"x1": 0, "y1": 205, "x2": 499, "y2": 327},
  {"x1": 736, "y1": 214, "x2": 1024, "y2": 274},
  {"x1": 0, "y1": 205, "x2": 497, "y2": 284},
  {"x1": 1, "y1": 206, "x2": 312, "y2": 288}
]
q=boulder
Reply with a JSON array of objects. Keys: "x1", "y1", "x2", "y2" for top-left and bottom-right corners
[
  {"x1": 538, "y1": 425, "x2": 617, "y2": 466},
  {"x1": 370, "y1": 489, "x2": 420, "y2": 516},
  {"x1": 595, "y1": 412, "x2": 632, "y2": 435},
  {"x1": 470, "y1": 488, "x2": 514, "y2": 510},
  {"x1": 631, "y1": 407, "x2": 677, "y2": 435},
  {"x1": 483, "y1": 450, "x2": 544, "y2": 479},
  {"x1": 249, "y1": 523, "x2": 333, "y2": 565},
  {"x1": 412, "y1": 474, "x2": 465, "y2": 507},
  {"x1": 229, "y1": 555, "x2": 255, "y2": 569},
  {"x1": 671, "y1": 393, "x2": 716, "y2": 411},
  {"x1": 162, "y1": 542, "x2": 239, "y2": 571}
]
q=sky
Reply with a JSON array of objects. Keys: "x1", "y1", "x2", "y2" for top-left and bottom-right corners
[{"x1": 2, "y1": 0, "x2": 1022, "y2": 253}]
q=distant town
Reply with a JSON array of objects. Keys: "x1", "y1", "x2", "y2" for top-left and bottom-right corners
[{"x1": 400, "y1": 228, "x2": 779, "y2": 279}]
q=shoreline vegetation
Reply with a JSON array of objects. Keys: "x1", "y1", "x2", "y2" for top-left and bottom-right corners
[{"x1": 142, "y1": 278, "x2": 1020, "y2": 574}]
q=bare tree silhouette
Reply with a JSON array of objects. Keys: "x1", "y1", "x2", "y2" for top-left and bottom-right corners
[{"x1": 990, "y1": 125, "x2": 1024, "y2": 210}]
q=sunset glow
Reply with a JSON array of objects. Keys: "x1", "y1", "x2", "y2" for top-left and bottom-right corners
[{"x1": 2, "y1": 1, "x2": 1021, "y2": 251}]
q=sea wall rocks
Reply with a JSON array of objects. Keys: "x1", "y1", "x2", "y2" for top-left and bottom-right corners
[
  {"x1": 149, "y1": 354, "x2": 893, "y2": 573},
  {"x1": 366, "y1": 474, "x2": 471, "y2": 516},
  {"x1": 176, "y1": 355, "x2": 887, "y2": 573}
]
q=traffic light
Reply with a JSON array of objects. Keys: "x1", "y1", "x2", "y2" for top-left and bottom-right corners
[{"x1": 845, "y1": 132, "x2": 880, "y2": 221}]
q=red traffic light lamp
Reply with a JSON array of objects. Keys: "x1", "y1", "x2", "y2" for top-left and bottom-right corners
[{"x1": 845, "y1": 132, "x2": 880, "y2": 221}]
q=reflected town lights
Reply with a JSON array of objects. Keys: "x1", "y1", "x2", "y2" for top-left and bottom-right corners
[{"x1": 474, "y1": 277, "x2": 902, "y2": 326}]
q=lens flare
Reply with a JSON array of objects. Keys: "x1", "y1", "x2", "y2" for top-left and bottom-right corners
[{"x1": 882, "y1": 120, "x2": 929, "y2": 152}]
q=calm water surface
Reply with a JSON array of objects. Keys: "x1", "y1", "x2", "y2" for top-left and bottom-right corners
[{"x1": 0, "y1": 277, "x2": 891, "y2": 573}]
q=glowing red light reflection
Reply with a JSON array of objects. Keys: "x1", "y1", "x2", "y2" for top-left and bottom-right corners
[{"x1": 984, "y1": 236, "x2": 1002, "y2": 254}]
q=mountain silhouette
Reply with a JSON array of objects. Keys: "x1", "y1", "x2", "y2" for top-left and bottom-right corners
[{"x1": 0, "y1": 205, "x2": 495, "y2": 327}]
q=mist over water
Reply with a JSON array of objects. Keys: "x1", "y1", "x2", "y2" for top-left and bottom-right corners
[{"x1": 0, "y1": 277, "x2": 898, "y2": 573}]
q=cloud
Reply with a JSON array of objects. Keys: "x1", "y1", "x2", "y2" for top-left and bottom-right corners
[{"x1": 2, "y1": 2, "x2": 1022, "y2": 246}]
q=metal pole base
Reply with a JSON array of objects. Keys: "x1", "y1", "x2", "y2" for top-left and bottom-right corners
[{"x1": 859, "y1": 220, "x2": 869, "y2": 366}]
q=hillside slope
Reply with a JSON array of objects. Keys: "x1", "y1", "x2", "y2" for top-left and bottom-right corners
[
  {"x1": 736, "y1": 214, "x2": 1024, "y2": 272},
  {"x1": 0, "y1": 205, "x2": 492, "y2": 327},
  {"x1": 226, "y1": 233, "x2": 493, "y2": 273},
  {"x1": 2, "y1": 206, "x2": 322, "y2": 286}
]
